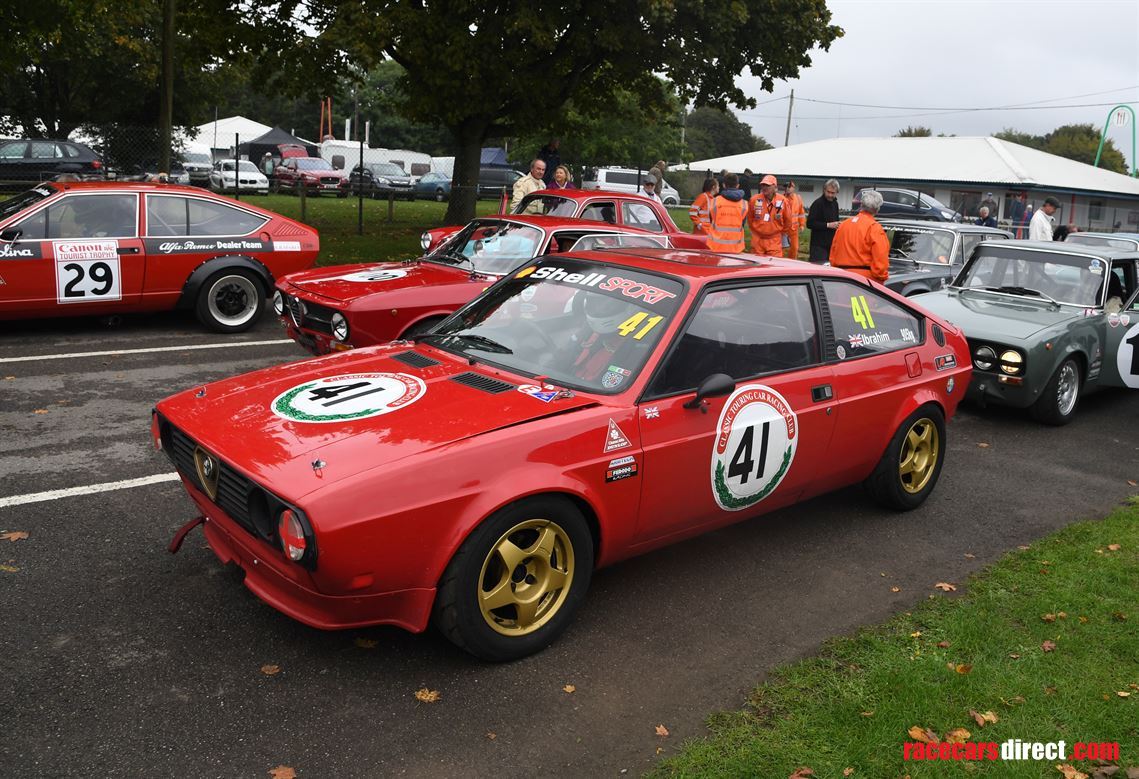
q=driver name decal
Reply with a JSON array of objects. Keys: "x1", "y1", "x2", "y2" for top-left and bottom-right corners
[
  {"x1": 272, "y1": 373, "x2": 425, "y2": 423},
  {"x1": 711, "y1": 385, "x2": 798, "y2": 511}
]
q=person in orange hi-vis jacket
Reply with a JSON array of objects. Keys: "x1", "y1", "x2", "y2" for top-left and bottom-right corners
[
  {"x1": 747, "y1": 174, "x2": 794, "y2": 255},
  {"x1": 829, "y1": 189, "x2": 889, "y2": 283},
  {"x1": 688, "y1": 177, "x2": 719, "y2": 234},
  {"x1": 706, "y1": 173, "x2": 748, "y2": 252},
  {"x1": 782, "y1": 180, "x2": 806, "y2": 260}
]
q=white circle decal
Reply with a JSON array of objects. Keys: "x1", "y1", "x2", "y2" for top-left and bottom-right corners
[
  {"x1": 1116, "y1": 322, "x2": 1139, "y2": 389},
  {"x1": 272, "y1": 373, "x2": 425, "y2": 423},
  {"x1": 711, "y1": 385, "x2": 798, "y2": 511},
  {"x1": 336, "y1": 269, "x2": 408, "y2": 283}
]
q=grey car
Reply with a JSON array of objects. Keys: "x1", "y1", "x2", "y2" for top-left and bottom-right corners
[{"x1": 880, "y1": 219, "x2": 1012, "y2": 296}]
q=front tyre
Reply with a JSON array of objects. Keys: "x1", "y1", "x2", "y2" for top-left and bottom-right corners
[
  {"x1": 434, "y1": 496, "x2": 593, "y2": 662},
  {"x1": 195, "y1": 270, "x2": 265, "y2": 333},
  {"x1": 1030, "y1": 357, "x2": 1081, "y2": 425},
  {"x1": 864, "y1": 404, "x2": 946, "y2": 510}
]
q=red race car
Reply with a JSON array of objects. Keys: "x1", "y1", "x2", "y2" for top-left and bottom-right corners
[
  {"x1": 157, "y1": 248, "x2": 971, "y2": 661},
  {"x1": 274, "y1": 214, "x2": 670, "y2": 355},
  {"x1": 0, "y1": 182, "x2": 318, "y2": 332},
  {"x1": 420, "y1": 188, "x2": 707, "y2": 253}
]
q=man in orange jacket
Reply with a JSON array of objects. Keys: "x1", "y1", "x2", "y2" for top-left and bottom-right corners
[
  {"x1": 782, "y1": 180, "x2": 805, "y2": 260},
  {"x1": 747, "y1": 174, "x2": 794, "y2": 255},
  {"x1": 829, "y1": 189, "x2": 889, "y2": 283},
  {"x1": 688, "y1": 177, "x2": 718, "y2": 234}
]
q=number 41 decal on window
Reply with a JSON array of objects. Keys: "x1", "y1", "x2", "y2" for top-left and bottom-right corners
[
  {"x1": 851, "y1": 295, "x2": 876, "y2": 330},
  {"x1": 617, "y1": 311, "x2": 663, "y2": 339}
]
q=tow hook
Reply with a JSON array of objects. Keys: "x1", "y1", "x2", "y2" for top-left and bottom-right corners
[{"x1": 168, "y1": 515, "x2": 206, "y2": 554}]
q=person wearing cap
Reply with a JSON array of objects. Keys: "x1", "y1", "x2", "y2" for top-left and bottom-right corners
[
  {"x1": 641, "y1": 176, "x2": 662, "y2": 203},
  {"x1": 747, "y1": 174, "x2": 794, "y2": 256},
  {"x1": 980, "y1": 192, "x2": 998, "y2": 218},
  {"x1": 781, "y1": 180, "x2": 806, "y2": 259},
  {"x1": 706, "y1": 172, "x2": 748, "y2": 252},
  {"x1": 689, "y1": 177, "x2": 719, "y2": 235},
  {"x1": 648, "y1": 160, "x2": 667, "y2": 192},
  {"x1": 1029, "y1": 196, "x2": 1061, "y2": 241},
  {"x1": 829, "y1": 189, "x2": 889, "y2": 283}
]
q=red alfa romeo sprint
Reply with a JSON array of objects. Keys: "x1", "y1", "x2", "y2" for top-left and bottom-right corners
[
  {"x1": 156, "y1": 249, "x2": 970, "y2": 660},
  {"x1": 0, "y1": 182, "x2": 318, "y2": 331}
]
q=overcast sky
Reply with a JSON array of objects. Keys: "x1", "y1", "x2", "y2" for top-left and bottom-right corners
[{"x1": 734, "y1": 0, "x2": 1139, "y2": 168}]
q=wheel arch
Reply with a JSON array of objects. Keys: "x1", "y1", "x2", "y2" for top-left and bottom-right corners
[{"x1": 178, "y1": 254, "x2": 273, "y2": 309}]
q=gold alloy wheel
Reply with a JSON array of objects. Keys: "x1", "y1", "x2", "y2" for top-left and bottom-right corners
[
  {"x1": 898, "y1": 417, "x2": 939, "y2": 494},
  {"x1": 477, "y1": 519, "x2": 575, "y2": 636}
]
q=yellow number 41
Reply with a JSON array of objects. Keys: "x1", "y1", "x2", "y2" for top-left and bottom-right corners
[
  {"x1": 617, "y1": 312, "x2": 664, "y2": 340},
  {"x1": 851, "y1": 295, "x2": 876, "y2": 330}
]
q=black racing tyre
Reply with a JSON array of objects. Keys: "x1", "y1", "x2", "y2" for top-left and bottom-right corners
[
  {"x1": 195, "y1": 269, "x2": 265, "y2": 333},
  {"x1": 1030, "y1": 357, "x2": 1081, "y2": 426},
  {"x1": 400, "y1": 316, "x2": 446, "y2": 339},
  {"x1": 433, "y1": 495, "x2": 594, "y2": 662},
  {"x1": 864, "y1": 404, "x2": 946, "y2": 511}
]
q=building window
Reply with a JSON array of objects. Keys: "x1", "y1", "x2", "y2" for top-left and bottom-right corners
[
  {"x1": 1089, "y1": 201, "x2": 1104, "y2": 221},
  {"x1": 950, "y1": 190, "x2": 981, "y2": 218}
]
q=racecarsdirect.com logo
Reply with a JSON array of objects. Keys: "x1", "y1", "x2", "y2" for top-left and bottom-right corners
[{"x1": 904, "y1": 738, "x2": 1120, "y2": 763}]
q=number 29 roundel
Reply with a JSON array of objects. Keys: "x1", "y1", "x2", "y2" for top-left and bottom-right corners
[{"x1": 711, "y1": 385, "x2": 798, "y2": 511}]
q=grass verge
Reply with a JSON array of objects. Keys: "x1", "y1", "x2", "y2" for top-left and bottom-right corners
[{"x1": 653, "y1": 502, "x2": 1139, "y2": 778}]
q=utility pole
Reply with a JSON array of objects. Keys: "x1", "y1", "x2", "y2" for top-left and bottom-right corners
[
  {"x1": 783, "y1": 89, "x2": 794, "y2": 147},
  {"x1": 159, "y1": 0, "x2": 175, "y2": 172}
]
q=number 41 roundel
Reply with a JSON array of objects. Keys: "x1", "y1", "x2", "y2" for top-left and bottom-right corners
[{"x1": 710, "y1": 385, "x2": 799, "y2": 511}]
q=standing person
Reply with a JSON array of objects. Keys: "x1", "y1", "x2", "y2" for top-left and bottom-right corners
[
  {"x1": 806, "y1": 179, "x2": 841, "y2": 263},
  {"x1": 689, "y1": 177, "x2": 719, "y2": 235},
  {"x1": 1030, "y1": 196, "x2": 1060, "y2": 241},
  {"x1": 747, "y1": 174, "x2": 793, "y2": 256},
  {"x1": 782, "y1": 180, "x2": 806, "y2": 259},
  {"x1": 511, "y1": 159, "x2": 547, "y2": 212},
  {"x1": 717, "y1": 169, "x2": 728, "y2": 191},
  {"x1": 648, "y1": 160, "x2": 667, "y2": 191},
  {"x1": 550, "y1": 165, "x2": 575, "y2": 190},
  {"x1": 739, "y1": 169, "x2": 753, "y2": 200},
  {"x1": 980, "y1": 191, "x2": 998, "y2": 218},
  {"x1": 537, "y1": 139, "x2": 560, "y2": 185},
  {"x1": 830, "y1": 189, "x2": 889, "y2": 283},
  {"x1": 641, "y1": 176, "x2": 662, "y2": 202},
  {"x1": 975, "y1": 206, "x2": 997, "y2": 227},
  {"x1": 706, "y1": 173, "x2": 748, "y2": 252}
]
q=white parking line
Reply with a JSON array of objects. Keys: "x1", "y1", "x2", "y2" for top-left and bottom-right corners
[
  {"x1": 0, "y1": 473, "x2": 181, "y2": 508},
  {"x1": 0, "y1": 339, "x2": 294, "y2": 364}
]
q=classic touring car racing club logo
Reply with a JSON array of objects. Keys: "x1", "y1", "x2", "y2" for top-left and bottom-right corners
[
  {"x1": 272, "y1": 373, "x2": 425, "y2": 423},
  {"x1": 711, "y1": 385, "x2": 798, "y2": 511}
]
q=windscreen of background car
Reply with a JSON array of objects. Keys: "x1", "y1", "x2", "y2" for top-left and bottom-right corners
[
  {"x1": 429, "y1": 220, "x2": 544, "y2": 275},
  {"x1": 513, "y1": 194, "x2": 577, "y2": 217},
  {"x1": 0, "y1": 186, "x2": 55, "y2": 221},
  {"x1": 295, "y1": 158, "x2": 333, "y2": 170},
  {"x1": 427, "y1": 258, "x2": 684, "y2": 393},
  {"x1": 957, "y1": 245, "x2": 1108, "y2": 307},
  {"x1": 887, "y1": 226, "x2": 955, "y2": 264}
]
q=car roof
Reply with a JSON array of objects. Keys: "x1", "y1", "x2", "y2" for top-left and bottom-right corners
[
  {"x1": 527, "y1": 188, "x2": 657, "y2": 201},
  {"x1": 33, "y1": 181, "x2": 236, "y2": 195},
  {"x1": 469, "y1": 214, "x2": 653, "y2": 232},
  {"x1": 995, "y1": 239, "x2": 1139, "y2": 260},
  {"x1": 1069, "y1": 231, "x2": 1139, "y2": 240},
  {"x1": 879, "y1": 218, "x2": 1010, "y2": 235},
  {"x1": 550, "y1": 247, "x2": 869, "y2": 283}
]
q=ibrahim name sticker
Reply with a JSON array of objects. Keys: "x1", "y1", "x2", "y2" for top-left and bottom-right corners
[
  {"x1": 272, "y1": 373, "x2": 425, "y2": 423},
  {"x1": 711, "y1": 384, "x2": 798, "y2": 511}
]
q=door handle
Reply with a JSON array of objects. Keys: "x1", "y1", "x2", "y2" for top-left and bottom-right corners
[
  {"x1": 811, "y1": 384, "x2": 833, "y2": 402},
  {"x1": 117, "y1": 247, "x2": 140, "y2": 254}
]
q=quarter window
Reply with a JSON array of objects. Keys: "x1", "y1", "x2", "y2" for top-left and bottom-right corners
[
  {"x1": 146, "y1": 195, "x2": 189, "y2": 236},
  {"x1": 822, "y1": 280, "x2": 921, "y2": 358},
  {"x1": 959, "y1": 234, "x2": 985, "y2": 264},
  {"x1": 580, "y1": 201, "x2": 617, "y2": 224},
  {"x1": 621, "y1": 202, "x2": 663, "y2": 232},
  {"x1": 186, "y1": 199, "x2": 268, "y2": 236}
]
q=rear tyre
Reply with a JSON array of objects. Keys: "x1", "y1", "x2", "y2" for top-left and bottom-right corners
[
  {"x1": 195, "y1": 269, "x2": 265, "y2": 333},
  {"x1": 1030, "y1": 357, "x2": 1081, "y2": 426},
  {"x1": 864, "y1": 404, "x2": 946, "y2": 510},
  {"x1": 434, "y1": 496, "x2": 593, "y2": 662}
]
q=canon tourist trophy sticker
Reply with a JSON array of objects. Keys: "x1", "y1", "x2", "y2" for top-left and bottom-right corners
[
  {"x1": 711, "y1": 385, "x2": 798, "y2": 511},
  {"x1": 272, "y1": 373, "x2": 425, "y2": 423}
]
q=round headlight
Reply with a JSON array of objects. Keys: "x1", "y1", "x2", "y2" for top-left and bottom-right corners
[
  {"x1": 420, "y1": 232, "x2": 432, "y2": 252},
  {"x1": 331, "y1": 312, "x2": 349, "y2": 342},
  {"x1": 999, "y1": 350, "x2": 1023, "y2": 375},
  {"x1": 272, "y1": 290, "x2": 284, "y2": 315},
  {"x1": 278, "y1": 508, "x2": 306, "y2": 562},
  {"x1": 974, "y1": 345, "x2": 996, "y2": 371}
]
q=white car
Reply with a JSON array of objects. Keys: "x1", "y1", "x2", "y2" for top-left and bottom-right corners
[
  {"x1": 209, "y1": 160, "x2": 269, "y2": 195},
  {"x1": 581, "y1": 166, "x2": 681, "y2": 205}
]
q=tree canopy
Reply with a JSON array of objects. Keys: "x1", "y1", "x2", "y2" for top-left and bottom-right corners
[
  {"x1": 894, "y1": 126, "x2": 932, "y2": 137},
  {"x1": 686, "y1": 107, "x2": 772, "y2": 161},
  {"x1": 995, "y1": 124, "x2": 1128, "y2": 174}
]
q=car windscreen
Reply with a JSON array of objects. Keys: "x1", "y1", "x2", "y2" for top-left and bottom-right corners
[
  {"x1": 294, "y1": 158, "x2": 332, "y2": 170},
  {"x1": 0, "y1": 186, "x2": 55, "y2": 220},
  {"x1": 183, "y1": 153, "x2": 210, "y2": 164},
  {"x1": 956, "y1": 245, "x2": 1109, "y2": 307},
  {"x1": 370, "y1": 163, "x2": 405, "y2": 176},
  {"x1": 886, "y1": 226, "x2": 955, "y2": 264},
  {"x1": 427, "y1": 220, "x2": 545, "y2": 275},
  {"x1": 423, "y1": 258, "x2": 684, "y2": 393},
  {"x1": 513, "y1": 194, "x2": 578, "y2": 217},
  {"x1": 1065, "y1": 234, "x2": 1139, "y2": 251}
]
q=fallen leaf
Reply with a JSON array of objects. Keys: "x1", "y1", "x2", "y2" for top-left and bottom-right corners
[
  {"x1": 0, "y1": 564, "x2": 19, "y2": 573},
  {"x1": 1018, "y1": 545, "x2": 1031, "y2": 551},
  {"x1": 844, "y1": 769, "x2": 855, "y2": 777},
  {"x1": 860, "y1": 711, "x2": 874, "y2": 717},
  {"x1": 1, "y1": 531, "x2": 29, "y2": 542},
  {"x1": 1056, "y1": 765, "x2": 1089, "y2": 779},
  {"x1": 486, "y1": 732, "x2": 496, "y2": 740},
  {"x1": 1058, "y1": 612, "x2": 1068, "y2": 619},
  {"x1": 1042, "y1": 640, "x2": 1057, "y2": 652},
  {"x1": 934, "y1": 582, "x2": 957, "y2": 592},
  {"x1": 4, "y1": 376, "x2": 14, "y2": 380},
  {"x1": 937, "y1": 641, "x2": 950, "y2": 648},
  {"x1": 1107, "y1": 544, "x2": 1122, "y2": 551},
  {"x1": 964, "y1": 553, "x2": 975, "y2": 559},
  {"x1": 977, "y1": 442, "x2": 991, "y2": 448},
  {"x1": 1118, "y1": 691, "x2": 1132, "y2": 698},
  {"x1": 788, "y1": 768, "x2": 814, "y2": 779},
  {"x1": 268, "y1": 767, "x2": 296, "y2": 779},
  {"x1": 1112, "y1": 612, "x2": 1128, "y2": 622},
  {"x1": 1126, "y1": 768, "x2": 1139, "y2": 779},
  {"x1": 414, "y1": 688, "x2": 441, "y2": 703},
  {"x1": 656, "y1": 747, "x2": 663, "y2": 755},
  {"x1": 33, "y1": 408, "x2": 48, "y2": 414},
  {"x1": 948, "y1": 663, "x2": 973, "y2": 674},
  {"x1": 1042, "y1": 613, "x2": 1057, "y2": 623},
  {"x1": 970, "y1": 710, "x2": 999, "y2": 727},
  {"x1": 655, "y1": 724, "x2": 670, "y2": 738},
  {"x1": 1009, "y1": 653, "x2": 1021, "y2": 660},
  {"x1": 907, "y1": 726, "x2": 938, "y2": 744},
  {"x1": 1003, "y1": 695, "x2": 1026, "y2": 705},
  {"x1": 1078, "y1": 615, "x2": 1089, "y2": 623},
  {"x1": 563, "y1": 684, "x2": 576, "y2": 694},
  {"x1": 1128, "y1": 480, "x2": 1138, "y2": 487},
  {"x1": 910, "y1": 631, "x2": 922, "y2": 638},
  {"x1": 260, "y1": 664, "x2": 281, "y2": 676},
  {"x1": 891, "y1": 586, "x2": 901, "y2": 593},
  {"x1": 1040, "y1": 568, "x2": 1051, "y2": 575},
  {"x1": 1130, "y1": 683, "x2": 1139, "y2": 690},
  {"x1": 1092, "y1": 766, "x2": 1121, "y2": 779},
  {"x1": 1044, "y1": 686, "x2": 1057, "y2": 695},
  {"x1": 354, "y1": 638, "x2": 378, "y2": 649},
  {"x1": 944, "y1": 727, "x2": 971, "y2": 744}
]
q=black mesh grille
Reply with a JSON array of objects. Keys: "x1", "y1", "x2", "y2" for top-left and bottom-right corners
[
  {"x1": 450, "y1": 372, "x2": 515, "y2": 394},
  {"x1": 391, "y1": 350, "x2": 440, "y2": 369},
  {"x1": 282, "y1": 292, "x2": 335, "y2": 335},
  {"x1": 166, "y1": 425, "x2": 255, "y2": 532}
]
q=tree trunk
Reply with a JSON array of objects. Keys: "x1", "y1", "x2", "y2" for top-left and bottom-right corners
[{"x1": 443, "y1": 118, "x2": 489, "y2": 225}]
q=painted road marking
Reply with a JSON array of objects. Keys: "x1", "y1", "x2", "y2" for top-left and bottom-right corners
[
  {"x1": 0, "y1": 339, "x2": 293, "y2": 364},
  {"x1": 0, "y1": 473, "x2": 181, "y2": 508}
]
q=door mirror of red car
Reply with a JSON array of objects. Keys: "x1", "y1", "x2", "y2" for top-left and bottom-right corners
[
  {"x1": 0, "y1": 228, "x2": 21, "y2": 244},
  {"x1": 683, "y1": 373, "x2": 735, "y2": 411}
]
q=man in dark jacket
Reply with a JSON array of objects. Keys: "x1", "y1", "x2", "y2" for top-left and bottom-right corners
[
  {"x1": 806, "y1": 178, "x2": 841, "y2": 263},
  {"x1": 537, "y1": 139, "x2": 560, "y2": 185}
]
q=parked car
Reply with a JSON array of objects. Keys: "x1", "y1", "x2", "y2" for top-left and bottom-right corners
[
  {"x1": 275, "y1": 215, "x2": 671, "y2": 355},
  {"x1": 878, "y1": 220, "x2": 1011, "y2": 296},
  {"x1": 581, "y1": 167, "x2": 681, "y2": 205},
  {"x1": 157, "y1": 246, "x2": 970, "y2": 660},
  {"x1": 913, "y1": 240, "x2": 1139, "y2": 425},
  {"x1": 0, "y1": 138, "x2": 104, "y2": 186},
  {"x1": 422, "y1": 189, "x2": 708, "y2": 254},
  {"x1": 0, "y1": 181, "x2": 318, "y2": 331},
  {"x1": 347, "y1": 162, "x2": 415, "y2": 200},
  {"x1": 1065, "y1": 232, "x2": 1139, "y2": 252},
  {"x1": 414, "y1": 171, "x2": 452, "y2": 202},
  {"x1": 477, "y1": 167, "x2": 523, "y2": 198},
  {"x1": 853, "y1": 188, "x2": 960, "y2": 222},
  {"x1": 271, "y1": 157, "x2": 349, "y2": 197},
  {"x1": 180, "y1": 152, "x2": 213, "y2": 187},
  {"x1": 209, "y1": 160, "x2": 270, "y2": 196}
]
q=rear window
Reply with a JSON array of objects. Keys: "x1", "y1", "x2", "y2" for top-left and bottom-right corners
[{"x1": 186, "y1": 199, "x2": 268, "y2": 236}]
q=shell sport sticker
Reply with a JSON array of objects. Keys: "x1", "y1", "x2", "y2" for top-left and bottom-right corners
[
  {"x1": 332, "y1": 269, "x2": 408, "y2": 283},
  {"x1": 604, "y1": 419, "x2": 631, "y2": 453},
  {"x1": 272, "y1": 373, "x2": 425, "y2": 423},
  {"x1": 1116, "y1": 322, "x2": 1139, "y2": 389},
  {"x1": 711, "y1": 385, "x2": 798, "y2": 511}
]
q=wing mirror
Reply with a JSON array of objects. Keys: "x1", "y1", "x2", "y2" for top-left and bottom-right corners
[
  {"x1": 683, "y1": 373, "x2": 735, "y2": 412},
  {"x1": 0, "y1": 228, "x2": 22, "y2": 244}
]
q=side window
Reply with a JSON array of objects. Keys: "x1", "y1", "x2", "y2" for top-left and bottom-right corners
[
  {"x1": 823, "y1": 280, "x2": 921, "y2": 358},
  {"x1": 608, "y1": 171, "x2": 639, "y2": 186},
  {"x1": 621, "y1": 202, "x2": 663, "y2": 232},
  {"x1": 895, "y1": 191, "x2": 918, "y2": 208},
  {"x1": 580, "y1": 201, "x2": 616, "y2": 224},
  {"x1": 13, "y1": 208, "x2": 47, "y2": 240},
  {"x1": 651, "y1": 284, "x2": 820, "y2": 396},
  {"x1": 146, "y1": 195, "x2": 189, "y2": 236},
  {"x1": 42, "y1": 194, "x2": 137, "y2": 239},
  {"x1": 186, "y1": 198, "x2": 268, "y2": 236},
  {"x1": 0, "y1": 142, "x2": 27, "y2": 159},
  {"x1": 959, "y1": 234, "x2": 985, "y2": 265},
  {"x1": 61, "y1": 144, "x2": 80, "y2": 158},
  {"x1": 29, "y1": 141, "x2": 60, "y2": 159}
]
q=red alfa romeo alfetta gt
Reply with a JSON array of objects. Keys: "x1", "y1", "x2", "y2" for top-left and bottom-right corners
[
  {"x1": 0, "y1": 182, "x2": 318, "y2": 331},
  {"x1": 156, "y1": 248, "x2": 970, "y2": 661}
]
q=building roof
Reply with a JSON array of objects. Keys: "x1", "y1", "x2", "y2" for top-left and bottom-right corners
[{"x1": 689, "y1": 137, "x2": 1139, "y2": 199}]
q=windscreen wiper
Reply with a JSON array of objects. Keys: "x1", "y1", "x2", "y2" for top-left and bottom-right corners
[
  {"x1": 417, "y1": 332, "x2": 513, "y2": 354},
  {"x1": 981, "y1": 285, "x2": 1061, "y2": 307}
]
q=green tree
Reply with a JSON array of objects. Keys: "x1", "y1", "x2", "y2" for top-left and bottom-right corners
[
  {"x1": 994, "y1": 127, "x2": 1043, "y2": 149},
  {"x1": 894, "y1": 126, "x2": 932, "y2": 137},
  {"x1": 278, "y1": 0, "x2": 842, "y2": 223},
  {"x1": 684, "y1": 107, "x2": 772, "y2": 161},
  {"x1": 995, "y1": 125, "x2": 1127, "y2": 174}
]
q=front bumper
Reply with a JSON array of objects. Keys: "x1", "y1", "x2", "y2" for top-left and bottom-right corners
[
  {"x1": 280, "y1": 317, "x2": 354, "y2": 356},
  {"x1": 965, "y1": 371, "x2": 1039, "y2": 408}
]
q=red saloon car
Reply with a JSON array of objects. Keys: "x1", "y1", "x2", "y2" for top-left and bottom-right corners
[
  {"x1": 0, "y1": 182, "x2": 318, "y2": 331},
  {"x1": 271, "y1": 157, "x2": 349, "y2": 197},
  {"x1": 275, "y1": 214, "x2": 671, "y2": 355},
  {"x1": 157, "y1": 248, "x2": 971, "y2": 661},
  {"x1": 420, "y1": 188, "x2": 707, "y2": 253}
]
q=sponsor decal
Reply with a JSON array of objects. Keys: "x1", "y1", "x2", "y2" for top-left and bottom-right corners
[
  {"x1": 901, "y1": 326, "x2": 917, "y2": 342},
  {"x1": 849, "y1": 331, "x2": 891, "y2": 348},
  {"x1": 530, "y1": 265, "x2": 676, "y2": 305},
  {"x1": 1116, "y1": 322, "x2": 1139, "y2": 389},
  {"x1": 514, "y1": 266, "x2": 537, "y2": 279},
  {"x1": 711, "y1": 385, "x2": 798, "y2": 511},
  {"x1": 272, "y1": 372, "x2": 425, "y2": 423},
  {"x1": 0, "y1": 275, "x2": 5, "y2": 285},
  {"x1": 517, "y1": 384, "x2": 559, "y2": 403},
  {"x1": 147, "y1": 238, "x2": 269, "y2": 254},
  {"x1": 642, "y1": 405, "x2": 660, "y2": 419},
  {"x1": 0, "y1": 242, "x2": 41, "y2": 259},
  {"x1": 1089, "y1": 259, "x2": 1104, "y2": 275},
  {"x1": 54, "y1": 241, "x2": 122, "y2": 303},
  {"x1": 1109, "y1": 313, "x2": 1121, "y2": 328},
  {"x1": 605, "y1": 455, "x2": 639, "y2": 483},
  {"x1": 55, "y1": 239, "x2": 117, "y2": 262},
  {"x1": 934, "y1": 354, "x2": 958, "y2": 371},
  {"x1": 946, "y1": 376, "x2": 955, "y2": 394},
  {"x1": 835, "y1": 344, "x2": 846, "y2": 360},
  {"x1": 519, "y1": 285, "x2": 537, "y2": 302},
  {"x1": 330, "y1": 268, "x2": 408, "y2": 283},
  {"x1": 603, "y1": 419, "x2": 632, "y2": 453},
  {"x1": 274, "y1": 240, "x2": 302, "y2": 252},
  {"x1": 607, "y1": 364, "x2": 631, "y2": 376},
  {"x1": 1122, "y1": 314, "x2": 1132, "y2": 326},
  {"x1": 601, "y1": 371, "x2": 625, "y2": 389}
]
